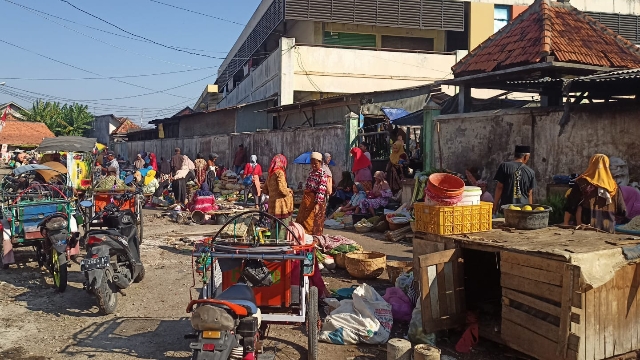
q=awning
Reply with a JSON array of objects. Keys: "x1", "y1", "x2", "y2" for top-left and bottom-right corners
[
  {"x1": 392, "y1": 110, "x2": 423, "y2": 126},
  {"x1": 382, "y1": 107, "x2": 410, "y2": 122},
  {"x1": 37, "y1": 137, "x2": 97, "y2": 153},
  {"x1": 12, "y1": 164, "x2": 61, "y2": 176}
]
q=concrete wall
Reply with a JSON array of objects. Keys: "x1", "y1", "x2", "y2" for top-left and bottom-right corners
[
  {"x1": 236, "y1": 100, "x2": 273, "y2": 132},
  {"x1": 88, "y1": 115, "x2": 119, "y2": 146},
  {"x1": 112, "y1": 125, "x2": 347, "y2": 187},
  {"x1": 434, "y1": 103, "x2": 640, "y2": 200},
  {"x1": 178, "y1": 110, "x2": 237, "y2": 137}
]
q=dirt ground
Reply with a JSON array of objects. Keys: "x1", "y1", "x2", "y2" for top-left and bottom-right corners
[{"x1": 0, "y1": 209, "x2": 530, "y2": 360}]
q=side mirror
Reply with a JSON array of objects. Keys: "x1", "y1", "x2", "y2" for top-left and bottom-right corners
[{"x1": 79, "y1": 200, "x2": 93, "y2": 208}]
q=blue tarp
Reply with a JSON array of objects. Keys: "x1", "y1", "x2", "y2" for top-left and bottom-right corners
[
  {"x1": 382, "y1": 107, "x2": 410, "y2": 122},
  {"x1": 293, "y1": 152, "x2": 336, "y2": 165}
]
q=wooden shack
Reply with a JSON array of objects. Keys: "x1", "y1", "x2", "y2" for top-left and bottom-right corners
[{"x1": 414, "y1": 228, "x2": 640, "y2": 360}]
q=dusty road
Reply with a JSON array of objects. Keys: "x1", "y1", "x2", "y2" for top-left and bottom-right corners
[{"x1": 0, "y1": 210, "x2": 522, "y2": 360}]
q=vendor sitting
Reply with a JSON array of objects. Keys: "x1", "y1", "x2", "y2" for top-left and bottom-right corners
[
  {"x1": 142, "y1": 170, "x2": 159, "y2": 195},
  {"x1": 336, "y1": 183, "x2": 367, "y2": 214},
  {"x1": 189, "y1": 183, "x2": 219, "y2": 213},
  {"x1": 327, "y1": 171, "x2": 355, "y2": 213},
  {"x1": 359, "y1": 171, "x2": 393, "y2": 216},
  {"x1": 95, "y1": 166, "x2": 129, "y2": 191}
]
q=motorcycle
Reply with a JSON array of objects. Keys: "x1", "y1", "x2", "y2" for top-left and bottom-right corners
[
  {"x1": 37, "y1": 213, "x2": 79, "y2": 292},
  {"x1": 79, "y1": 190, "x2": 145, "y2": 315}
]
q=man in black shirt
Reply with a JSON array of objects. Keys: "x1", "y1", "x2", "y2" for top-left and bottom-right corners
[{"x1": 493, "y1": 145, "x2": 536, "y2": 214}]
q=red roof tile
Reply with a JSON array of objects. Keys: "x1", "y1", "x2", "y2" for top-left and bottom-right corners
[
  {"x1": 112, "y1": 118, "x2": 141, "y2": 135},
  {"x1": 453, "y1": 0, "x2": 640, "y2": 77},
  {"x1": 0, "y1": 119, "x2": 55, "y2": 146}
]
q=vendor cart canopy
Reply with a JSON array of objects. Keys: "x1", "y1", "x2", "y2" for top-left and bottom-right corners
[
  {"x1": 11, "y1": 164, "x2": 64, "y2": 176},
  {"x1": 37, "y1": 137, "x2": 97, "y2": 153}
]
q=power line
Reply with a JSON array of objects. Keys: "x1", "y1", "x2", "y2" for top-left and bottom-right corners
[
  {"x1": 146, "y1": 0, "x2": 245, "y2": 26},
  {"x1": 3, "y1": 0, "x2": 229, "y2": 54},
  {"x1": 0, "y1": 66, "x2": 217, "y2": 81},
  {"x1": 0, "y1": 38, "x2": 190, "y2": 99},
  {"x1": 58, "y1": 0, "x2": 230, "y2": 60}
]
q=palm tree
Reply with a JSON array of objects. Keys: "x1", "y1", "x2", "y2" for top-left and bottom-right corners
[{"x1": 22, "y1": 100, "x2": 93, "y2": 136}]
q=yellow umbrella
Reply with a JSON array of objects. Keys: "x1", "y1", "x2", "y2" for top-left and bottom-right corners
[
  {"x1": 95, "y1": 143, "x2": 107, "y2": 151},
  {"x1": 37, "y1": 161, "x2": 68, "y2": 182}
]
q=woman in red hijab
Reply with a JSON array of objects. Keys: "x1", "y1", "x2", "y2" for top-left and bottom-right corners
[
  {"x1": 148, "y1": 153, "x2": 158, "y2": 171},
  {"x1": 351, "y1": 147, "x2": 373, "y2": 191}
]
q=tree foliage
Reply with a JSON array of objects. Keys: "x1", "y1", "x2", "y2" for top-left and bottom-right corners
[{"x1": 22, "y1": 100, "x2": 93, "y2": 136}]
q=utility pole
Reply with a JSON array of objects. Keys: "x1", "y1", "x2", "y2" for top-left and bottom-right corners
[{"x1": 140, "y1": 109, "x2": 144, "y2": 127}]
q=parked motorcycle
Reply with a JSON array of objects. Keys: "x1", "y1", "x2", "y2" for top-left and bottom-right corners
[
  {"x1": 79, "y1": 190, "x2": 145, "y2": 314},
  {"x1": 37, "y1": 213, "x2": 79, "y2": 292}
]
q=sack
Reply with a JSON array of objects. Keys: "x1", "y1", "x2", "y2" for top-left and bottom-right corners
[
  {"x1": 408, "y1": 299, "x2": 436, "y2": 345},
  {"x1": 242, "y1": 260, "x2": 272, "y2": 287},
  {"x1": 242, "y1": 176, "x2": 253, "y2": 186},
  {"x1": 382, "y1": 287, "x2": 413, "y2": 322},
  {"x1": 320, "y1": 283, "x2": 393, "y2": 345}
]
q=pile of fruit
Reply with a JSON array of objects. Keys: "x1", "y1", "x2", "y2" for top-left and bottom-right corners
[{"x1": 507, "y1": 205, "x2": 546, "y2": 211}]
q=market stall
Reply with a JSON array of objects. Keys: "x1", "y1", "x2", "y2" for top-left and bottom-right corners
[{"x1": 413, "y1": 227, "x2": 640, "y2": 360}]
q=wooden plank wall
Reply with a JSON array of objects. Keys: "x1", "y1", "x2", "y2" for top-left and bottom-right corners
[
  {"x1": 500, "y1": 252, "x2": 582, "y2": 360},
  {"x1": 582, "y1": 263, "x2": 640, "y2": 360}
]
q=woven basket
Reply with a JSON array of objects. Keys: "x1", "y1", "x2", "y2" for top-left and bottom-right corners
[
  {"x1": 386, "y1": 260, "x2": 413, "y2": 285},
  {"x1": 334, "y1": 253, "x2": 347, "y2": 269},
  {"x1": 355, "y1": 225, "x2": 373, "y2": 233},
  {"x1": 346, "y1": 251, "x2": 386, "y2": 279}
]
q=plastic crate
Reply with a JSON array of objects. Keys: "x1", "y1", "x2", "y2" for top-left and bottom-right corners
[{"x1": 414, "y1": 202, "x2": 493, "y2": 235}]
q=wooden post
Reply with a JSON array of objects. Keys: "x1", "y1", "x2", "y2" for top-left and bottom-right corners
[
  {"x1": 414, "y1": 344, "x2": 441, "y2": 360},
  {"x1": 386, "y1": 338, "x2": 412, "y2": 360},
  {"x1": 422, "y1": 104, "x2": 440, "y2": 172}
]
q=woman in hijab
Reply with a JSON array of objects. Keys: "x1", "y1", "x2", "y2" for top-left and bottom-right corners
[
  {"x1": 243, "y1": 155, "x2": 263, "y2": 208},
  {"x1": 338, "y1": 182, "x2": 367, "y2": 214},
  {"x1": 350, "y1": 147, "x2": 373, "y2": 191},
  {"x1": 172, "y1": 161, "x2": 193, "y2": 205},
  {"x1": 149, "y1": 153, "x2": 158, "y2": 172},
  {"x1": 387, "y1": 140, "x2": 408, "y2": 194},
  {"x1": 563, "y1": 154, "x2": 626, "y2": 232},
  {"x1": 142, "y1": 170, "x2": 159, "y2": 194},
  {"x1": 328, "y1": 171, "x2": 355, "y2": 213},
  {"x1": 159, "y1": 157, "x2": 171, "y2": 181},
  {"x1": 134, "y1": 154, "x2": 145, "y2": 170},
  {"x1": 263, "y1": 154, "x2": 294, "y2": 223},
  {"x1": 205, "y1": 154, "x2": 219, "y2": 191},
  {"x1": 621, "y1": 186, "x2": 640, "y2": 221},
  {"x1": 296, "y1": 152, "x2": 329, "y2": 235},
  {"x1": 189, "y1": 183, "x2": 218, "y2": 213},
  {"x1": 360, "y1": 171, "x2": 393, "y2": 216},
  {"x1": 194, "y1": 153, "x2": 208, "y2": 185}
]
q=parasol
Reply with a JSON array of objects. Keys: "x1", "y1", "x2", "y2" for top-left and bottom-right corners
[
  {"x1": 37, "y1": 161, "x2": 68, "y2": 182},
  {"x1": 293, "y1": 152, "x2": 336, "y2": 165}
]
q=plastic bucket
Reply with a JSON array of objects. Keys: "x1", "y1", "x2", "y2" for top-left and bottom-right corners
[
  {"x1": 427, "y1": 173, "x2": 465, "y2": 197},
  {"x1": 191, "y1": 210, "x2": 205, "y2": 224}
]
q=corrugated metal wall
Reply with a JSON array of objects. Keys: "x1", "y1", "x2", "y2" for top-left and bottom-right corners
[{"x1": 113, "y1": 126, "x2": 347, "y2": 187}]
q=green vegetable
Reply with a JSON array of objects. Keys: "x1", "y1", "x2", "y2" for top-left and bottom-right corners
[{"x1": 539, "y1": 194, "x2": 567, "y2": 225}]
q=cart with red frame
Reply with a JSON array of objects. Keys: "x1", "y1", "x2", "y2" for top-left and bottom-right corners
[{"x1": 187, "y1": 210, "x2": 319, "y2": 360}]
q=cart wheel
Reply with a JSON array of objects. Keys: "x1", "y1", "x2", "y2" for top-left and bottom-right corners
[
  {"x1": 51, "y1": 249, "x2": 68, "y2": 293},
  {"x1": 306, "y1": 286, "x2": 319, "y2": 360}
]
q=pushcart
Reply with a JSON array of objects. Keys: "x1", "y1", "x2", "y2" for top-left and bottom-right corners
[
  {"x1": 84, "y1": 190, "x2": 144, "y2": 244},
  {"x1": 187, "y1": 210, "x2": 319, "y2": 360}
]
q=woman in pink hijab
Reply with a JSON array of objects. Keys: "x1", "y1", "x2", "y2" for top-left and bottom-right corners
[{"x1": 621, "y1": 186, "x2": 640, "y2": 221}]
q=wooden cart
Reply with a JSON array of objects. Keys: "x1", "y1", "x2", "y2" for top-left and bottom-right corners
[{"x1": 414, "y1": 228, "x2": 640, "y2": 360}]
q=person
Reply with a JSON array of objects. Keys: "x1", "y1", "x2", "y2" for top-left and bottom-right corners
[
  {"x1": 620, "y1": 186, "x2": 640, "y2": 221},
  {"x1": 104, "y1": 151, "x2": 119, "y2": 175},
  {"x1": 184, "y1": 154, "x2": 197, "y2": 184},
  {"x1": 233, "y1": 144, "x2": 247, "y2": 175},
  {"x1": 171, "y1": 148, "x2": 184, "y2": 175},
  {"x1": 95, "y1": 149, "x2": 105, "y2": 167},
  {"x1": 142, "y1": 170, "x2": 159, "y2": 195},
  {"x1": 206, "y1": 153, "x2": 219, "y2": 192},
  {"x1": 189, "y1": 183, "x2": 219, "y2": 213},
  {"x1": 159, "y1": 157, "x2": 171, "y2": 182},
  {"x1": 350, "y1": 147, "x2": 373, "y2": 191},
  {"x1": 194, "y1": 153, "x2": 208, "y2": 185},
  {"x1": 337, "y1": 183, "x2": 367, "y2": 214},
  {"x1": 387, "y1": 140, "x2": 408, "y2": 194},
  {"x1": 243, "y1": 155, "x2": 263, "y2": 207},
  {"x1": 563, "y1": 154, "x2": 626, "y2": 233},
  {"x1": 328, "y1": 171, "x2": 355, "y2": 213},
  {"x1": 323, "y1": 153, "x2": 333, "y2": 195},
  {"x1": 493, "y1": 145, "x2": 536, "y2": 213},
  {"x1": 263, "y1": 154, "x2": 294, "y2": 223},
  {"x1": 359, "y1": 142, "x2": 372, "y2": 162},
  {"x1": 172, "y1": 159, "x2": 195, "y2": 205},
  {"x1": 134, "y1": 154, "x2": 145, "y2": 170},
  {"x1": 95, "y1": 167, "x2": 128, "y2": 191},
  {"x1": 296, "y1": 152, "x2": 329, "y2": 235},
  {"x1": 477, "y1": 180, "x2": 494, "y2": 203},
  {"x1": 148, "y1": 153, "x2": 158, "y2": 172},
  {"x1": 360, "y1": 171, "x2": 393, "y2": 216}
]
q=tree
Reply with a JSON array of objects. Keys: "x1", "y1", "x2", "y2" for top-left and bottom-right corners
[{"x1": 23, "y1": 100, "x2": 93, "y2": 136}]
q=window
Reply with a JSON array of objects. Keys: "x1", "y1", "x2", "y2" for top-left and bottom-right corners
[
  {"x1": 494, "y1": 5, "x2": 510, "y2": 33},
  {"x1": 323, "y1": 32, "x2": 377, "y2": 48}
]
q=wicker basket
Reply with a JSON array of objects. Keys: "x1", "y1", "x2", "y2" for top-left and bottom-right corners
[
  {"x1": 346, "y1": 251, "x2": 387, "y2": 279},
  {"x1": 354, "y1": 225, "x2": 373, "y2": 233},
  {"x1": 386, "y1": 260, "x2": 413, "y2": 284},
  {"x1": 334, "y1": 253, "x2": 347, "y2": 269}
]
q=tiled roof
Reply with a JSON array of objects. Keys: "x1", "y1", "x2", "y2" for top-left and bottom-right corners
[
  {"x1": 0, "y1": 119, "x2": 55, "y2": 146},
  {"x1": 111, "y1": 118, "x2": 141, "y2": 135},
  {"x1": 452, "y1": 0, "x2": 640, "y2": 77}
]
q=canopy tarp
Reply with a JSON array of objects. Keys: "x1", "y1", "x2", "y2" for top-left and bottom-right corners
[
  {"x1": 37, "y1": 161, "x2": 68, "y2": 182},
  {"x1": 382, "y1": 107, "x2": 410, "y2": 122},
  {"x1": 37, "y1": 137, "x2": 97, "y2": 153},
  {"x1": 12, "y1": 164, "x2": 60, "y2": 176}
]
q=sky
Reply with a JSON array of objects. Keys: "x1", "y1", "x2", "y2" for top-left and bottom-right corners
[{"x1": 0, "y1": 0, "x2": 259, "y2": 126}]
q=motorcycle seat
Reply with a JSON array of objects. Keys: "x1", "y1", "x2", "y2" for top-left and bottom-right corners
[{"x1": 216, "y1": 284, "x2": 257, "y2": 315}]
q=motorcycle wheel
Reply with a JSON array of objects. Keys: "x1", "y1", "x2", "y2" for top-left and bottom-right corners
[
  {"x1": 94, "y1": 273, "x2": 118, "y2": 315},
  {"x1": 51, "y1": 249, "x2": 68, "y2": 293},
  {"x1": 133, "y1": 264, "x2": 145, "y2": 283},
  {"x1": 136, "y1": 197, "x2": 144, "y2": 245},
  {"x1": 306, "y1": 286, "x2": 319, "y2": 360}
]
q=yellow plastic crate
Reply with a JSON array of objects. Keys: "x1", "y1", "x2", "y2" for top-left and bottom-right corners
[{"x1": 414, "y1": 202, "x2": 493, "y2": 235}]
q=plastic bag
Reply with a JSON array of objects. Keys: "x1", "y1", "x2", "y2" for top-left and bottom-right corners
[
  {"x1": 382, "y1": 287, "x2": 413, "y2": 322},
  {"x1": 395, "y1": 272, "x2": 418, "y2": 306},
  {"x1": 408, "y1": 299, "x2": 436, "y2": 345},
  {"x1": 320, "y1": 283, "x2": 393, "y2": 345}
]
